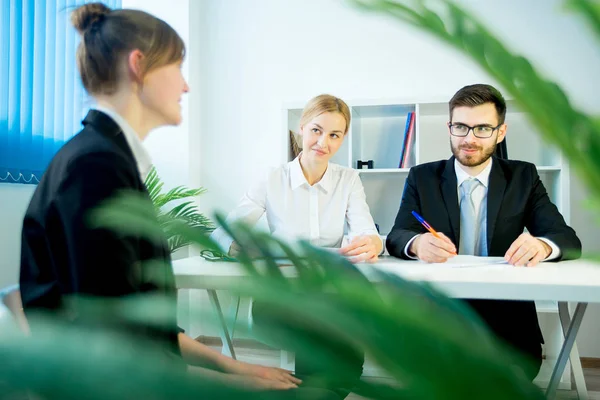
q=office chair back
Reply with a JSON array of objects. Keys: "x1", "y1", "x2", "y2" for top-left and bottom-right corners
[{"x1": 495, "y1": 138, "x2": 508, "y2": 159}]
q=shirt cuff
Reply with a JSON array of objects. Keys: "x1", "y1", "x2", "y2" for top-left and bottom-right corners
[
  {"x1": 404, "y1": 234, "x2": 421, "y2": 260},
  {"x1": 209, "y1": 228, "x2": 234, "y2": 255},
  {"x1": 538, "y1": 237, "x2": 561, "y2": 261}
]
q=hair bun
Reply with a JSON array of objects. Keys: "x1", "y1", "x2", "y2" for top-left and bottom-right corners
[{"x1": 71, "y1": 2, "x2": 111, "y2": 34}]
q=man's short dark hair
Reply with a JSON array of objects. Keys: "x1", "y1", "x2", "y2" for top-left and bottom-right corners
[{"x1": 449, "y1": 84, "x2": 507, "y2": 124}]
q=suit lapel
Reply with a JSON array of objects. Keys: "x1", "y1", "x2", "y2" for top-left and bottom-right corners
[
  {"x1": 440, "y1": 157, "x2": 460, "y2": 243},
  {"x1": 486, "y1": 158, "x2": 506, "y2": 251},
  {"x1": 82, "y1": 110, "x2": 138, "y2": 176}
]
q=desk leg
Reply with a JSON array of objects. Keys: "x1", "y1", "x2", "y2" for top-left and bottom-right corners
[
  {"x1": 207, "y1": 289, "x2": 237, "y2": 360},
  {"x1": 227, "y1": 295, "x2": 241, "y2": 341},
  {"x1": 558, "y1": 302, "x2": 588, "y2": 400},
  {"x1": 546, "y1": 302, "x2": 588, "y2": 400},
  {"x1": 281, "y1": 350, "x2": 295, "y2": 372}
]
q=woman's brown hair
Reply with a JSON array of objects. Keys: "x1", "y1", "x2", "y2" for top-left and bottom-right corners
[{"x1": 71, "y1": 2, "x2": 185, "y2": 95}]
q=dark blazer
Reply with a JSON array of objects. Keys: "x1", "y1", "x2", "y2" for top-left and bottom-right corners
[
  {"x1": 386, "y1": 156, "x2": 581, "y2": 358},
  {"x1": 20, "y1": 110, "x2": 180, "y2": 354}
]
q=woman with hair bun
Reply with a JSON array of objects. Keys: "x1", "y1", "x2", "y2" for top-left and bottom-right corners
[{"x1": 19, "y1": 2, "x2": 311, "y2": 394}]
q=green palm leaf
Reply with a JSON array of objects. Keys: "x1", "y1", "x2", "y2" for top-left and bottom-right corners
[
  {"x1": 566, "y1": 0, "x2": 600, "y2": 41},
  {"x1": 155, "y1": 187, "x2": 207, "y2": 209},
  {"x1": 145, "y1": 166, "x2": 163, "y2": 204},
  {"x1": 143, "y1": 167, "x2": 214, "y2": 253}
]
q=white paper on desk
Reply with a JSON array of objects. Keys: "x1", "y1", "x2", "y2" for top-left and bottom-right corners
[{"x1": 422, "y1": 255, "x2": 509, "y2": 268}]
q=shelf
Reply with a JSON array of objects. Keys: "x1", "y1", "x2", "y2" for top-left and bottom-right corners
[
  {"x1": 353, "y1": 104, "x2": 415, "y2": 118},
  {"x1": 536, "y1": 166, "x2": 561, "y2": 172},
  {"x1": 358, "y1": 168, "x2": 411, "y2": 174}
]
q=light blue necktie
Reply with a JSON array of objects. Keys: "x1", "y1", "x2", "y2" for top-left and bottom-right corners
[{"x1": 459, "y1": 179, "x2": 487, "y2": 256}]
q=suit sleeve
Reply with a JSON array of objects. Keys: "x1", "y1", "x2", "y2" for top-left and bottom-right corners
[
  {"x1": 52, "y1": 152, "x2": 146, "y2": 296},
  {"x1": 386, "y1": 168, "x2": 427, "y2": 259},
  {"x1": 525, "y1": 165, "x2": 582, "y2": 260}
]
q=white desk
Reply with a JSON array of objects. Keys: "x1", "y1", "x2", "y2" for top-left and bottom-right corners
[{"x1": 173, "y1": 256, "x2": 600, "y2": 399}]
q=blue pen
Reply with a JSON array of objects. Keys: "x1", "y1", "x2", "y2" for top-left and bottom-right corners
[{"x1": 411, "y1": 211, "x2": 457, "y2": 255}]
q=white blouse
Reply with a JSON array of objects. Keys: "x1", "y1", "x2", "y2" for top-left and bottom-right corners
[{"x1": 211, "y1": 156, "x2": 381, "y2": 252}]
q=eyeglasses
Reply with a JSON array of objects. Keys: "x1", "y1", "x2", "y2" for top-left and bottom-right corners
[{"x1": 448, "y1": 123, "x2": 502, "y2": 138}]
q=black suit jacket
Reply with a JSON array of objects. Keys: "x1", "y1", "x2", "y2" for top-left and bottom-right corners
[
  {"x1": 386, "y1": 156, "x2": 581, "y2": 355},
  {"x1": 20, "y1": 110, "x2": 180, "y2": 354}
]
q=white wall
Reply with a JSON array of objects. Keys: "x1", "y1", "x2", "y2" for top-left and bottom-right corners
[
  {"x1": 0, "y1": 185, "x2": 35, "y2": 288},
  {"x1": 192, "y1": 0, "x2": 600, "y2": 356}
]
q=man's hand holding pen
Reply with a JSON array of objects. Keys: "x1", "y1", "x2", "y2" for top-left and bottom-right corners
[{"x1": 409, "y1": 232, "x2": 457, "y2": 263}]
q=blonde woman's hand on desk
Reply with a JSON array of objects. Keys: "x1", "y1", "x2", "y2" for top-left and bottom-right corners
[
  {"x1": 409, "y1": 232, "x2": 457, "y2": 263},
  {"x1": 340, "y1": 235, "x2": 382, "y2": 263},
  {"x1": 504, "y1": 232, "x2": 552, "y2": 267},
  {"x1": 228, "y1": 241, "x2": 242, "y2": 257},
  {"x1": 229, "y1": 241, "x2": 262, "y2": 258}
]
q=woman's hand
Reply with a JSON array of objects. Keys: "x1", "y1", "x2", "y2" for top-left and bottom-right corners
[
  {"x1": 340, "y1": 235, "x2": 381, "y2": 263},
  {"x1": 230, "y1": 361, "x2": 301, "y2": 387},
  {"x1": 228, "y1": 241, "x2": 242, "y2": 257},
  {"x1": 227, "y1": 374, "x2": 297, "y2": 391}
]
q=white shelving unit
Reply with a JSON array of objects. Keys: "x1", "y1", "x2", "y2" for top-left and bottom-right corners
[{"x1": 283, "y1": 98, "x2": 574, "y2": 387}]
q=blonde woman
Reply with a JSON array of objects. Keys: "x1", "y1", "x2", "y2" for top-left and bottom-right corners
[
  {"x1": 212, "y1": 94, "x2": 380, "y2": 398},
  {"x1": 212, "y1": 94, "x2": 383, "y2": 262}
]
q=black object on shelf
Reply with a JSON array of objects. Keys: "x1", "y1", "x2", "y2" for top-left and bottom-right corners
[
  {"x1": 495, "y1": 138, "x2": 508, "y2": 159},
  {"x1": 357, "y1": 160, "x2": 374, "y2": 169}
]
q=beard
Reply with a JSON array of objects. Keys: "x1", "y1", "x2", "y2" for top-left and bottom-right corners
[{"x1": 451, "y1": 140, "x2": 497, "y2": 167}]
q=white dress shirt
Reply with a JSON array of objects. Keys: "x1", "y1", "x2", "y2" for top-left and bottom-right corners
[
  {"x1": 211, "y1": 155, "x2": 382, "y2": 253},
  {"x1": 94, "y1": 105, "x2": 153, "y2": 182},
  {"x1": 404, "y1": 158, "x2": 560, "y2": 260}
]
